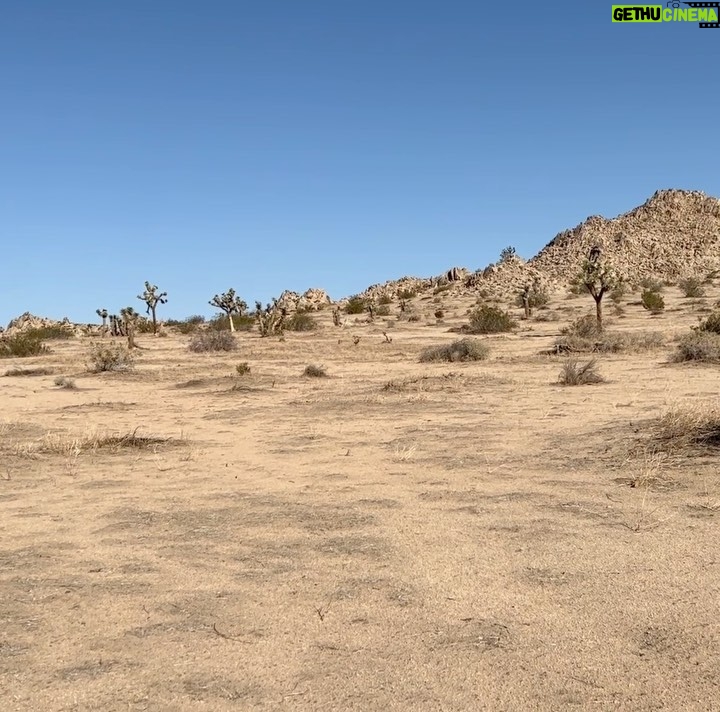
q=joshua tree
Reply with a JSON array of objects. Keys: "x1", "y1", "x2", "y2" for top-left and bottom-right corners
[
  {"x1": 120, "y1": 307, "x2": 139, "y2": 349},
  {"x1": 109, "y1": 314, "x2": 123, "y2": 337},
  {"x1": 577, "y1": 247, "x2": 618, "y2": 331},
  {"x1": 332, "y1": 307, "x2": 342, "y2": 327},
  {"x1": 255, "y1": 299, "x2": 286, "y2": 337},
  {"x1": 137, "y1": 281, "x2": 168, "y2": 335},
  {"x1": 499, "y1": 246, "x2": 517, "y2": 263},
  {"x1": 96, "y1": 308, "x2": 108, "y2": 332},
  {"x1": 209, "y1": 288, "x2": 247, "y2": 332}
]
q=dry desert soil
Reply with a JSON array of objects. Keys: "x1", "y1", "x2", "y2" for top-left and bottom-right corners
[{"x1": 1, "y1": 288, "x2": 720, "y2": 711}]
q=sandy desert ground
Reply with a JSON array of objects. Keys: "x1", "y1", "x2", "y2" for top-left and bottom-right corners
[{"x1": 1, "y1": 287, "x2": 719, "y2": 711}]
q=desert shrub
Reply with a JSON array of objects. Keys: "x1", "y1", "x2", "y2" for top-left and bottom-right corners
[
  {"x1": 208, "y1": 313, "x2": 254, "y2": 332},
  {"x1": 397, "y1": 288, "x2": 417, "y2": 300},
  {"x1": 420, "y1": 338, "x2": 489, "y2": 363},
  {"x1": 655, "y1": 404, "x2": 720, "y2": 451},
  {"x1": 4, "y1": 366, "x2": 54, "y2": 376},
  {"x1": 303, "y1": 364, "x2": 327, "y2": 378},
  {"x1": 188, "y1": 331, "x2": 237, "y2": 353},
  {"x1": 167, "y1": 315, "x2": 205, "y2": 334},
  {"x1": 609, "y1": 284, "x2": 626, "y2": 304},
  {"x1": 25, "y1": 325, "x2": 73, "y2": 340},
  {"x1": 673, "y1": 331, "x2": 720, "y2": 363},
  {"x1": 407, "y1": 314, "x2": 421, "y2": 322},
  {"x1": 558, "y1": 359, "x2": 605, "y2": 385},
  {"x1": 285, "y1": 312, "x2": 317, "y2": 332},
  {"x1": 534, "y1": 311, "x2": 560, "y2": 322},
  {"x1": 499, "y1": 246, "x2": 517, "y2": 262},
  {"x1": 0, "y1": 333, "x2": 49, "y2": 358},
  {"x1": 562, "y1": 315, "x2": 602, "y2": 339},
  {"x1": 640, "y1": 277, "x2": 664, "y2": 293},
  {"x1": 434, "y1": 309, "x2": 445, "y2": 319},
  {"x1": 433, "y1": 283, "x2": 452, "y2": 295},
  {"x1": 466, "y1": 305, "x2": 516, "y2": 334},
  {"x1": 135, "y1": 317, "x2": 155, "y2": 334},
  {"x1": 54, "y1": 376, "x2": 77, "y2": 389},
  {"x1": 555, "y1": 320, "x2": 664, "y2": 354},
  {"x1": 378, "y1": 295, "x2": 392, "y2": 305},
  {"x1": 641, "y1": 289, "x2": 665, "y2": 314},
  {"x1": 375, "y1": 305, "x2": 391, "y2": 317},
  {"x1": 515, "y1": 285, "x2": 549, "y2": 310},
  {"x1": 87, "y1": 343, "x2": 134, "y2": 372},
  {"x1": 696, "y1": 311, "x2": 720, "y2": 334},
  {"x1": 345, "y1": 296, "x2": 367, "y2": 314},
  {"x1": 678, "y1": 277, "x2": 706, "y2": 298},
  {"x1": 236, "y1": 362, "x2": 251, "y2": 376}
]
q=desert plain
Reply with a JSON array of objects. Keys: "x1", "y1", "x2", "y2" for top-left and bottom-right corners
[{"x1": 1, "y1": 286, "x2": 719, "y2": 712}]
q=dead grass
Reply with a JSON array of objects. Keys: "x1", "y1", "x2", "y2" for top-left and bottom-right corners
[
  {"x1": 557, "y1": 359, "x2": 605, "y2": 385},
  {"x1": 655, "y1": 403, "x2": 720, "y2": 452},
  {"x1": 303, "y1": 364, "x2": 327, "y2": 378},
  {"x1": 4, "y1": 366, "x2": 55, "y2": 377}
]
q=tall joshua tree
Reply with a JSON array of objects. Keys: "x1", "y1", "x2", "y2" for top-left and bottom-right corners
[
  {"x1": 96, "y1": 308, "x2": 108, "y2": 331},
  {"x1": 209, "y1": 288, "x2": 247, "y2": 332},
  {"x1": 577, "y1": 246, "x2": 618, "y2": 331},
  {"x1": 137, "y1": 281, "x2": 168, "y2": 335},
  {"x1": 120, "y1": 307, "x2": 139, "y2": 349}
]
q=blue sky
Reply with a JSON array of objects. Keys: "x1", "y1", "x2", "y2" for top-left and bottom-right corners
[{"x1": 1, "y1": 1, "x2": 718, "y2": 324}]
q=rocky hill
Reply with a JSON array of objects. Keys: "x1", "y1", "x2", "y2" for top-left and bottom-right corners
[{"x1": 352, "y1": 189, "x2": 720, "y2": 302}]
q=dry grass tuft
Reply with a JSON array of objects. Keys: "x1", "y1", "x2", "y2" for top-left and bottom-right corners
[
  {"x1": 4, "y1": 366, "x2": 55, "y2": 377},
  {"x1": 420, "y1": 338, "x2": 489, "y2": 363},
  {"x1": 303, "y1": 364, "x2": 327, "y2": 378},
  {"x1": 54, "y1": 376, "x2": 77, "y2": 389},
  {"x1": 557, "y1": 359, "x2": 605, "y2": 386},
  {"x1": 655, "y1": 403, "x2": 720, "y2": 452},
  {"x1": 87, "y1": 343, "x2": 135, "y2": 372}
]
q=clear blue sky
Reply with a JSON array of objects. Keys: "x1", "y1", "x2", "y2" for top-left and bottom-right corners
[{"x1": 1, "y1": 1, "x2": 718, "y2": 324}]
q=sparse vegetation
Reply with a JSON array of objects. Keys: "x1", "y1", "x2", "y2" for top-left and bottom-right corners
[
  {"x1": 555, "y1": 316, "x2": 664, "y2": 353},
  {"x1": 640, "y1": 277, "x2": 664, "y2": 293},
  {"x1": 673, "y1": 331, "x2": 720, "y2": 363},
  {"x1": 303, "y1": 364, "x2": 327, "y2": 378},
  {"x1": 655, "y1": 403, "x2": 720, "y2": 451},
  {"x1": 236, "y1": 362, "x2": 251, "y2": 376},
  {"x1": 558, "y1": 358, "x2": 605, "y2": 386},
  {"x1": 397, "y1": 288, "x2": 417, "y2": 300},
  {"x1": 87, "y1": 343, "x2": 135, "y2": 372},
  {"x1": 3, "y1": 366, "x2": 54, "y2": 376},
  {"x1": 0, "y1": 333, "x2": 49, "y2": 358},
  {"x1": 188, "y1": 331, "x2": 237, "y2": 353},
  {"x1": 420, "y1": 338, "x2": 489, "y2": 363},
  {"x1": 641, "y1": 289, "x2": 665, "y2": 314},
  {"x1": 166, "y1": 315, "x2": 206, "y2": 334},
  {"x1": 678, "y1": 277, "x2": 705, "y2": 298},
  {"x1": 24, "y1": 325, "x2": 74, "y2": 340},
  {"x1": 696, "y1": 310, "x2": 720, "y2": 334},
  {"x1": 466, "y1": 305, "x2": 516, "y2": 334}
]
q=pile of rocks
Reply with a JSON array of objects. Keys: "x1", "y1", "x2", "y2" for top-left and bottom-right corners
[{"x1": 3, "y1": 312, "x2": 81, "y2": 337}]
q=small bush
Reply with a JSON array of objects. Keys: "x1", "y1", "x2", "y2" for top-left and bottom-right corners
[
  {"x1": 375, "y1": 305, "x2": 391, "y2": 317},
  {"x1": 4, "y1": 366, "x2": 54, "y2": 376},
  {"x1": 678, "y1": 277, "x2": 705, "y2": 298},
  {"x1": 285, "y1": 312, "x2": 317, "y2": 332},
  {"x1": 236, "y1": 362, "x2": 251, "y2": 376},
  {"x1": 640, "y1": 277, "x2": 664, "y2": 293},
  {"x1": 466, "y1": 305, "x2": 516, "y2": 334},
  {"x1": 434, "y1": 309, "x2": 445, "y2": 319},
  {"x1": 609, "y1": 284, "x2": 626, "y2": 304},
  {"x1": 562, "y1": 315, "x2": 602, "y2": 339},
  {"x1": 87, "y1": 343, "x2": 134, "y2": 372},
  {"x1": 188, "y1": 331, "x2": 237, "y2": 353},
  {"x1": 378, "y1": 295, "x2": 392, "y2": 305},
  {"x1": 0, "y1": 334, "x2": 49, "y2": 358},
  {"x1": 655, "y1": 404, "x2": 720, "y2": 451},
  {"x1": 54, "y1": 376, "x2": 77, "y2": 389},
  {"x1": 135, "y1": 318, "x2": 155, "y2": 334},
  {"x1": 697, "y1": 311, "x2": 720, "y2": 335},
  {"x1": 515, "y1": 285, "x2": 549, "y2": 310},
  {"x1": 397, "y1": 288, "x2": 417, "y2": 300},
  {"x1": 555, "y1": 323, "x2": 664, "y2": 354},
  {"x1": 208, "y1": 314, "x2": 254, "y2": 332},
  {"x1": 167, "y1": 315, "x2": 205, "y2": 334},
  {"x1": 407, "y1": 314, "x2": 421, "y2": 322},
  {"x1": 420, "y1": 338, "x2": 489, "y2": 363},
  {"x1": 673, "y1": 331, "x2": 720, "y2": 363},
  {"x1": 303, "y1": 364, "x2": 327, "y2": 378},
  {"x1": 558, "y1": 359, "x2": 605, "y2": 386},
  {"x1": 641, "y1": 290, "x2": 665, "y2": 314},
  {"x1": 433, "y1": 284, "x2": 452, "y2": 295},
  {"x1": 345, "y1": 296, "x2": 367, "y2": 314}
]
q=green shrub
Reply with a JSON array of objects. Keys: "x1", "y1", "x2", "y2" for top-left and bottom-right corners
[
  {"x1": 87, "y1": 343, "x2": 134, "y2": 372},
  {"x1": 0, "y1": 333, "x2": 49, "y2": 358},
  {"x1": 561, "y1": 315, "x2": 602, "y2": 339},
  {"x1": 375, "y1": 305, "x2": 391, "y2": 317},
  {"x1": 420, "y1": 338, "x2": 489, "y2": 363},
  {"x1": 641, "y1": 290, "x2": 665, "y2": 314},
  {"x1": 678, "y1": 277, "x2": 705, "y2": 298},
  {"x1": 466, "y1": 305, "x2": 516, "y2": 334},
  {"x1": 397, "y1": 288, "x2": 417, "y2": 300},
  {"x1": 378, "y1": 295, "x2": 392, "y2": 305},
  {"x1": 515, "y1": 285, "x2": 549, "y2": 310},
  {"x1": 208, "y1": 313, "x2": 254, "y2": 332},
  {"x1": 345, "y1": 296, "x2": 367, "y2": 314},
  {"x1": 640, "y1": 277, "x2": 664, "y2": 293},
  {"x1": 434, "y1": 309, "x2": 445, "y2": 319},
  {"x1": 285, "y1": 312, "x2": 317, "y2": 332},
  {"x1": 25, "y1": 325, "x2": 74, "y2": 340},
  {"x1": 674, "y1": 331, "x2": 720, "y2": 363},
  {"x1": 188, "y1": 331, "x2": 237, "y2": 352},
  {"x1": 554, "y1": 318, "x2": 664, "y2": 354},
  {"x1": 609, "y1": 284, "x2": 626, "y2": 304},
  {"x1": 135, "y1": 317, "x2": 155, "y2": 334},
  {"x1": 558, "y1": 359, "x2": 605, "y2": 386},
  {"x1": 166, "y1": 315, "x2": 205, "y2": 334}
]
